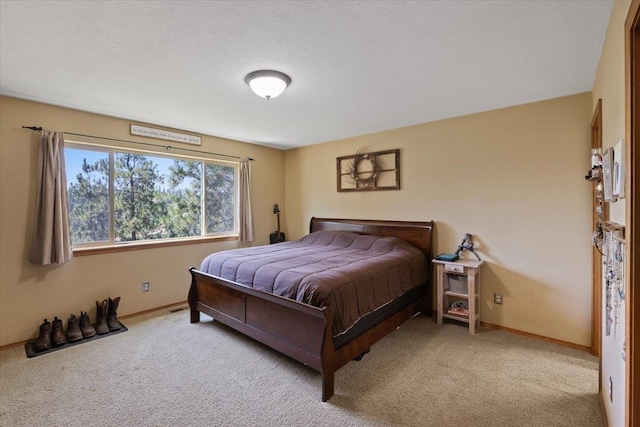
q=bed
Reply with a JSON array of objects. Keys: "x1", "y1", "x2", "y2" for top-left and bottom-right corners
[{"x1": 188, "y1": 217, "x2": 434, "y2": 401}]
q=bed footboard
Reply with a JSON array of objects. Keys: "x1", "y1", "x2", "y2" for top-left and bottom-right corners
[{"x1": 188, "y1": 267, "x2": 337, "y2": 400}]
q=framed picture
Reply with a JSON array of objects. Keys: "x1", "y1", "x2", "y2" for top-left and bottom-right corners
[
  {"x1": 602, "y1": 147, "x2": 614, "y2": 202},
  {"x1": 336, "y1": 149, "x2": 400, "y2": 192},
  {"x1": 613, "y1": 139, "x2": 625, "y2": 199}
]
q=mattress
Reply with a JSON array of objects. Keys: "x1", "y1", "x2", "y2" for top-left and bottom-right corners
[{"x1": 199, "y1": 230, "x2": 428, "y2": 336}]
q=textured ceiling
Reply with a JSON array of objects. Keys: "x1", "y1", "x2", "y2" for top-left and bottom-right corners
[{"x1": 0, "y1": 1, "x2": 613, "y2": 149}]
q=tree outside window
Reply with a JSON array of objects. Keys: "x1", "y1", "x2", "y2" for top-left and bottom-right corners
[{"x1": 66, "y1": 146, "x2": 237, "y2": 247}]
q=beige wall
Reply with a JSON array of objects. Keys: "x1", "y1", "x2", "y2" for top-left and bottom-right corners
[
  {"x1": 591, "y1": 1, "x2": 632, "y2": 426},
  {"x1": 285, "y1": 92, "x2": 593, "y2": 346},
  {"x1": 0, "y1": 93, "x2": 595, "y2": 350},
  {"x1": 0, "y1": 96, "x2": 285, "y2": 346}
]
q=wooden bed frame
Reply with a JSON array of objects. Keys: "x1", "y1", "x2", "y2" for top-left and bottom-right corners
[{"x1": 188, "y1": 217, "x2": 434, "y2": 401}]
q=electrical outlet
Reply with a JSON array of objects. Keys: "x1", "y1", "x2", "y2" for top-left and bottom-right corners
[
  {"x1": 142, "y1": 281, "x2": 150, "y2": 292},
  {"x1": 494, "y1": 293, "x2": 503, "y2": 305}
]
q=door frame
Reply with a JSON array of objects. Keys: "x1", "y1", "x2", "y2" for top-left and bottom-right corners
[
  {"x1": 625, "y1": 1, "x2": 639, "y2": 426},
  {"x1": 591, "y1": 99, "x2": 604, "y2": 364}
]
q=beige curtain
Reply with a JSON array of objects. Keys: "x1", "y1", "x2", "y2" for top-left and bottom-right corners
[
  {"x1": 238, "y1": 157, "x2": 255, "y2": 242},
  {"x1": 30, "y1": 130, "x2": 73, "y2": 265}
]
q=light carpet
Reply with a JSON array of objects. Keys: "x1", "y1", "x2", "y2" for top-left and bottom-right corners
[{"x1": 0, "y1": 308, "x2": 604, "y2": 427}]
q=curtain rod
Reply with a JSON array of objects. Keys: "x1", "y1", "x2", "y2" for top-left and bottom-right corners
[{"x1": 21, "y1": 126, "x2": 255, "y2": 161}]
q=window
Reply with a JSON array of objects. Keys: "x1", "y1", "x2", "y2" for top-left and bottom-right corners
[{"x1": 65, "y1": 144, "x2": 237, "y2": 249}]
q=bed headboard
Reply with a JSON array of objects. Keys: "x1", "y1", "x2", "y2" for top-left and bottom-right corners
[{"x1": 310, "y1": 217, "x2": 434, "y2": 260}]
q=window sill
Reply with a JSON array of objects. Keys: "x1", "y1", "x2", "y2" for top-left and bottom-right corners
[{"x1": 72, "y1": 235, "x2": 239, "y2": 257}]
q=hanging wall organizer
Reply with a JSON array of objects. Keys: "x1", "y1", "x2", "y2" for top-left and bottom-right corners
[{"x1": 603, "y1": 222, "x2": 625, "y2": 338}]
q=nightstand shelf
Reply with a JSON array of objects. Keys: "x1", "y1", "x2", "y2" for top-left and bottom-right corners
[
  {"x1": 442, "y1": 313, "x2": 479, "y2": 322},
  {"x1": 443, "y1": 290, "x2": 475, "y2": 298},
  {"x1": 433, "y1": 258, "x2": 484, "y2": 333}
]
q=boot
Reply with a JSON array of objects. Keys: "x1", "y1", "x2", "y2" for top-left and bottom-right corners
[
  {"x1": 34, "y1": 319, "x2": 51, "y2": 351},
  {"x1": 79, "y1": 311, "x2": 96, "y2": 338},
  {"x1": 66, "y1": 314, "x2": 83, "y2": 342},
  {"x1": 95, "y1": 299, "x2": 109, "y2": 334},
  {"x1": 107, "y1": 296, "x2": 121, "y2": 331},
  {"x1": 51, "y1": 317, "x2": 67, "y2": 347}
]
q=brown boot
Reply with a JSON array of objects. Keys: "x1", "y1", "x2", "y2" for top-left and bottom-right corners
[
  {"x1": 107, "y1": 296, "x2": 121, "y2": 331},
  {"x1": 51, "y1": 317, "x2": 67, "y2": 347},
  {"x1": 79, "y1": 311, "x2": 96, "y2": 338},
  {"x1": 34, "y1": 319, "x2": 51, "y2": 351},
  {"x1": 66, "y1": 314, "x2": 83, "y2": 342},
  {"x1": 95, "y1": 300, "x2": 109, "y2": 334}
]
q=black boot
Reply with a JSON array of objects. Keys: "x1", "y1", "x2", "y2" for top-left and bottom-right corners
[
  {"x1": 95, "y1": 299, "x2": 109, "y2": 334},
  {"x1": 34, "y1": 319, "x2": 51, "y2": 351},
  {"x1": 107, "y1": 297, "x2": 121, "y2": 331}
]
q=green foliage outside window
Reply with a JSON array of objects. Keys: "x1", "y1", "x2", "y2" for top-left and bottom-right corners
[
  {"x1": 68, "y1": 155, "x2": 110, "y2": 244},
  {"x1": 66, "y1": 147, "x2": 236, "y2": 246}
]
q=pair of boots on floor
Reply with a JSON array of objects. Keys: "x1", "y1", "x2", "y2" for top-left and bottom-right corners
[{"x1": 35, "y1": 297, "x2": 121, "y2": 352}]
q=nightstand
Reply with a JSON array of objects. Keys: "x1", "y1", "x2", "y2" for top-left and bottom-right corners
[{"x1": 433, "y1": 258, "x2": 484, "y2": 333}]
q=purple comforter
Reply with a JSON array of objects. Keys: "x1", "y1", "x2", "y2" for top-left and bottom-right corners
[{"x1": 199, "y1": 230, "x2": 427, "y2": 336}]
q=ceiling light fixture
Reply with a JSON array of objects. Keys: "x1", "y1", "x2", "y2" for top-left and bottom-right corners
[{"x1": 245, "y1": 70, "x2": 291, "y2": 100}]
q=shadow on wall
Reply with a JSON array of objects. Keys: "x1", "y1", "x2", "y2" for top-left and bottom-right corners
[
  {"x1": 433, "y1": 223, "x2": 498, "y2": 262},
  {"x1": 481, "y1": 262, "x2": 510, "y2": 326},
  {"x1": 479, "y1": 262, "x2": 590, "y2": 346},
  {"x1": 19, "y1": 252, "x2": 66, "y2": 284}
]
